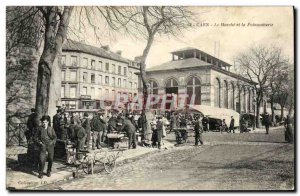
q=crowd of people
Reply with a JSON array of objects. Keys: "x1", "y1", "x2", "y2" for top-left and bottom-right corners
[{"x1": 24, "y1": 107, "x2": 294, "y2": 179}]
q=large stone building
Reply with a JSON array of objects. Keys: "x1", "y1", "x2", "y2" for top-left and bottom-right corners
[
  {"x1": 143, "y1": 47, "x2": 257, "y2": 115},
  {"x1": 60, "y1": 40, "x2": 140, "y2": 110}
]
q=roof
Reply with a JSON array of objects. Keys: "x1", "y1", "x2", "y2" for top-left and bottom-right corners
[
  {"x1": 63, "y1": 39, "x2": 130, "y2": 64},
  {"x1": 171, "y1": 47, "x2": 198, "y2": 53},
  {"x1": 146, "y1": 58, "x2": 212, "y2": 72}
]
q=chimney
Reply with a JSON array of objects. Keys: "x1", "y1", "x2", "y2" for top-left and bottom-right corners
[
  {"x1": 116, "y1": 50, "x2": 122, "y2": 56},
  {"x1": 101, "y1": 45, "x2": 110, "y2": 51}
]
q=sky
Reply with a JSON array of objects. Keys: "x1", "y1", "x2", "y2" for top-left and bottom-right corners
[{"x1": 71, "y1": 6, "x2": 294, "y2": 68}]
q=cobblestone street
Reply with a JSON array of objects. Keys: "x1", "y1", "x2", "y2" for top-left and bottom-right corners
[{"x1": 37, "y1": 127, "x2": 294, "y2": 191}]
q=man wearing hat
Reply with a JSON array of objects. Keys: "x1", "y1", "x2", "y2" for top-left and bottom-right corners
[
  {"x1": 91, "y1": 111, "x2": 106, "y2": 149},
  {"x1": 34, "y1": 115, "x2": 57, "y2": 179},
  {"x1": 156, "y1": 116, "x2": 164, "y2": 149},
  {"x1": 52, "y1": 106, "x2": 62, "y2": 138},
  {"x1": 121, "y1": 113, "x2": 137, "y2": 149},
  {"x1": 81, "y1": 112, "x2": 91, "y2": 149}
]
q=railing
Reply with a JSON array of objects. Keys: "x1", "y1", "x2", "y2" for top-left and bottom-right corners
[{"x1": 6, "y1": 123, "x2": 27, "y2": 146}]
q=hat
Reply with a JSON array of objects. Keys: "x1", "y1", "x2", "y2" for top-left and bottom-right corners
[
  {"x1": 84, "y1": 112, "x2": 89, "y2": 117},
  {"x1": 40, "y1": 115, "x2": 51, "y2": 122},
  {"x1": 30, "y1": 108, "x2": 35, "y2": 112}
]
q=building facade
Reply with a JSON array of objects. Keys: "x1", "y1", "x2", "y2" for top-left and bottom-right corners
[
  {"x1": 142, "y1": 47, "x2": 257, "y2": 114},
  {"x1": 60, "y1": 40, "x2": 140, "y2": 110}
]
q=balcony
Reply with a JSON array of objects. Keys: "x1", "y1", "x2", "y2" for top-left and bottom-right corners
[{"x1": 80, "y1": 95, "x2": 91, "y2": 99}]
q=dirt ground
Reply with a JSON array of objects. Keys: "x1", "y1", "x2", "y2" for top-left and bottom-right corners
[{"x1": 38, "y1": 127, "x2": 294, "y2": 191}]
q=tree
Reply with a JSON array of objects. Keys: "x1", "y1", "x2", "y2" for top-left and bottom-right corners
[
  {"x1": 97, "y1": 6, "x2": 195, "y2": 113},
  {"x1": 235, "y1": 45, "x2": 289, "y2": 127},
  {"x1": 7, "y1": 6, "x2": 74, "y2": 122}
]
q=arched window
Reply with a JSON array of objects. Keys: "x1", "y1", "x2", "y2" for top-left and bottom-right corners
[
  {"x1": 224, "y1": 80, "x2": 228, "y2": 108},
  {"x1": 186, "y1": 77, "x2": 201, "y2": 105},
  {"x1": 230, "y1": 82, "x2": 235, "y2": 110},
  {"x1": 165, "y1": 78, "x2": 178, "y2": 87},
  {"x1": 214, "y1": 78, "x2": 221, "y2": 108},
  {"x1": 248, "y1": 88, "x2": 251, "y2": 112},
  {"x1": 149, "y1": 80, "x2": 158, "y2": 95},
  {"x1": 165, "y1": 78, "x2": 179, "y2": 110},
  {"x1": 244, "y1": 87, "x2": 247, "y2": 112}
]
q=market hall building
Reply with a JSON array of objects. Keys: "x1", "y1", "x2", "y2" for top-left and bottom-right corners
[{"x1": 142, "y1": 47, "x2": 257, "y2": 117}]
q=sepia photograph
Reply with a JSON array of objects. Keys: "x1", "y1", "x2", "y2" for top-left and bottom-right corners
[{"x1": 5, "y1": 5, "x2": 295, "y2": 191}]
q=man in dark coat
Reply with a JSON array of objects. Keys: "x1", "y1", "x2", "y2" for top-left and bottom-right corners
[
  {"x1": 156, "y1": 116, "x2": 164, "y2": 149},
  {"x1": 91, "y1": 112, "x2": 106, "y2": 149},
  {"x1": 26, "y1": 108, "x2": 39, "y2": 169},
  {"x1": 122, "y1": 114, "x2": 137, "y2": 149},
  {"x1": 81, "y1": 112, "x2": 91, "y2": 149},
  {"x1": 138, "y1": 113, "x2": 148, "y2": 141},
  {"x1": 72, "y1": 120, "x2": 86, "y2": 159},
  {"x1": 263, "y1": 112, "x2": 271, "y2": 134},
  {"x1": 284, "y1": 115, "x2": 294, "y2": 143},
  {"x1": 229, "y1": 116, "x2": 235, "y2": 133},
  {"x1": 52, "y1": 107, "x2": 62, "y2": 138},
  {"x1": 194, "y1": 116, "x2": 204, "y2": 146},
  {"x1": 202, "y1": 115, "x2": 209, "y2": 132},
  {"x1": 34, "y1": 115, "x2": 57, "y2": 179}
]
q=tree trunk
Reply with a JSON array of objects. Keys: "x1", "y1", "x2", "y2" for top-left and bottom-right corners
[
  {"x1": 280, "y1": 104, "x2": 284, "y2": 120},
  {"x1": 270, "y1": 97, "x2": 275, "y2": 123},
  {"x1": 140, "y1": 34, "x2": 154, "y2": 114},
  {"x1": 35, "y1": 6, "x2": 73, "y2": 122},
  {"x1": 256, "y1": 100, "x2": 261, "y2": 128}
]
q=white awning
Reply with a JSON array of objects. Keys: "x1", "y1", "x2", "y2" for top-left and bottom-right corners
[{"x1": 178, "y1": 105, "x2": 240, "y2": 127}]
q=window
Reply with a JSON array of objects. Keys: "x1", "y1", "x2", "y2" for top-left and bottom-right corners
[
  {"x1": 98, "y1": 88, "x2": 102, "y2": 99},
  {"x1": 124, "y1": 67, "x2": 127, "y2": 76},
  {"x1": 61, "y1": 86, "x2": 65, "y2": 98},
  {"x1": 112, "y1": 64, "x2": 115, "y2": 74},
  {"x1": 98, "y1": 61, "x2": 103, "y2": 71},
  {"x1": 91, "y1": 87, "x2": 95, "y2": 99},
  {"x1": 61, "y1": 55, "x2": 66, "y2": 66},
  {"x1": 82, "y1": 87, "x2": 87, "y2": 95},
  {"x1": 91, "y1": 74, "x2": 95, "y2": 84},
  {"x1": 70, "y1": 70, "x2": 77, "y2": 81},
  {"x1": 149, "y1": 80, "x2": 158, "y2": 95},
  {"x1": 98, "y1": 75, "x2": 102, "y2": 84},
  {"x1": 214, "y1": 78, "x2": 221, "y2": 108},
  {"x1": 112, "y1": 77, "x2": 116, "y2": 86},
  {"x1": 70, "y1": 86, "x2": 76, "y2": 98},
  {"x1": 83, "y1": 72, "x2": 87, "y2": 83},
  {"x1": 129, "y1": 71, "x2": 132, "y2": 78},
  {"x1": 83, "y1": 58, "x2": 88, "y2": 68},
  {"x1": 91, "y1": 60, "x2": 95, "y2": 70},
  {"x1": 105, "y1": 76, "x2": 109, "y2": 85},
  {"x1": 129, "y1": 82, "x2": 132, "y2": 89},
  {"x1": 105, "y1": 63, "x2": 109, "y2": 72},
  {"x1": 118, "y1": 78, "x2": 121, "y2": 87},
  {"x1": 134, "y1": 82, "x2": 137, "y2": 89},
  {"x1": 69, "y1": 101, "x2": 76, "y2": 109},
  {"x1": 123, "y1": 79, "x2": 126, "y2": 88},
  {"x1": 118, "y1": 66, "x2": 122, "y2": 75},
  {"x1": 71, "y1": 56, "x2": 77, "y2": 66},
  {"x1": 186, "y1": 77, "x2": 201, "y2": 105},
  {"x1": 61, "y1": 71, "x2": 65, "y2": 81}
]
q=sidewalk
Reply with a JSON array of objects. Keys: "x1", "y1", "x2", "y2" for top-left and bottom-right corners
[{"x1": 6, "y1": 140, "x2": 175, "y2": 190}]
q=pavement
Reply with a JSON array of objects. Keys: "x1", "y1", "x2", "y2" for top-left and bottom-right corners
[{"x1": 6, "y1": 140, "x2": 174, "y2": 190}]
